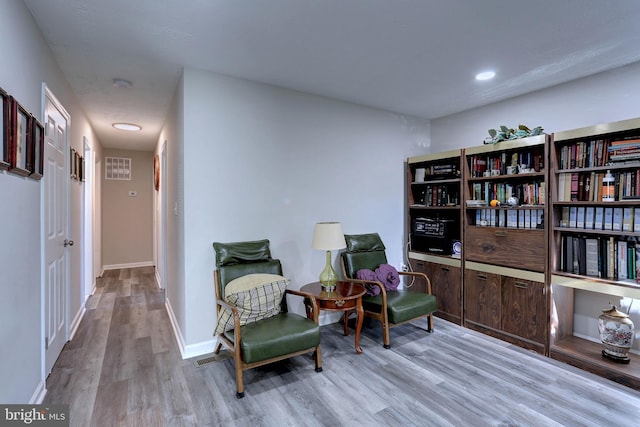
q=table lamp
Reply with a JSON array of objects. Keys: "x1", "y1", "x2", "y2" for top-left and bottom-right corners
[{"x1": 312, "y1": 222, "x2": 346, "y2": 291}]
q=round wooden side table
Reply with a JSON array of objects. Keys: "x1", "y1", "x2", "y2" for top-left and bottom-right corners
[{"x1": 301, "y1": 281, "x2": 366, "y2": 354}]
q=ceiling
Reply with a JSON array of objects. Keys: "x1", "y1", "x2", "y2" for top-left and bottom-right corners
[{"x1": 23, "y1": 0, "x2": 640, "y2": 151}]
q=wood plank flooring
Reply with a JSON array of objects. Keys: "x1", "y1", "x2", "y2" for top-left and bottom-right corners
[{"x1": 44, "y1": 267, "x2": 640, "y2": 426}]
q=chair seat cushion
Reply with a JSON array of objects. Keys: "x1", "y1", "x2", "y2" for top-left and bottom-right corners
[
  {"x1": 224, "y1": 312, "x2": 321, "y2": 364},
  {"x1": 362, "y1": 290, "x2": 437, "y2": 324}
]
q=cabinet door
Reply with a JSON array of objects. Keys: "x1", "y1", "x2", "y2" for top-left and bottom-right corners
[
  {"x1": 501, "y1": 277, "x2": 547, "y2": 344},
  {"x1": 464, "y1": 269, "x2": 501, "y2": 329},
  {"x1": 431, "y1": 263, "x2": 462, "y2": 322}
]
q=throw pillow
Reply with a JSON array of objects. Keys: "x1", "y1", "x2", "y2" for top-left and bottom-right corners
[{"x1": 214, "y1": 275, "x2": 289, "y2": 336}]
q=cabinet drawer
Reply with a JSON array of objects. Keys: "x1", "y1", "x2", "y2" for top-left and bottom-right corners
[{"x1": 465, "y1": 226, "x2": 545, "y2": 272}]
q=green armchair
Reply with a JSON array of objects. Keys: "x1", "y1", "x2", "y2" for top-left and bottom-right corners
[
  {"x1": 340, "y1": 233, "x2": 437, "y2": 348},
  {"x1": 213, "y1": 239, "x2": 322, "y2": 398}
]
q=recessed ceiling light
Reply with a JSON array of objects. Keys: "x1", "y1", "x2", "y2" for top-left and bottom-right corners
[
  {"x1": 475, "y1": 71, "x2": 496, "y2": 81},
  {"x1": 112, "y1": 123, "x2": 142, "y2": 131},
  {"x1": 112, "y1": 78, "x2": 132, "y2": 88}
]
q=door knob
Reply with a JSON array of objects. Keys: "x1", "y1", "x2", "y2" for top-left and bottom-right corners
[{"x1": 64, "y1": 239, "x2": 74, "y2": 247}]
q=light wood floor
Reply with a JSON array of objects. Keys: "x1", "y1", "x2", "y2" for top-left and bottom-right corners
[{"x1": 44, "y1": 267, "x2": 640, "y2": 426}]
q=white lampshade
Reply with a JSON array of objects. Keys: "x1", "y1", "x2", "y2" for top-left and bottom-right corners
[{"x1": 312, "y1": 222, "x2": 346, "y2": 250}]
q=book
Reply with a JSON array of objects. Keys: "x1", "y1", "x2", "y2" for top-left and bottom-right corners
[
  {"x1": 603, "y1": 207, "x2": 613, "y2": 230},
  {"x1": 576, "y1": 207, "x2": 585, "y2": 229},
  {"x1": 618, "y1": 240, "x2": 628, "y2": 280},
  {"x1": 635, "y1": 208, "x2": 640, "y2": 232},
  {"x1": 585, "y1": 238, "x2": 599, "y2": 277},
  {"x1": 622, "y1": 207, "x2": 633, "y2": 231},
  {"x1": 594, "y1": 207, "x2": 604, "y2": 230},
  {"x1": 569, "y1": 207, "x2": 577, "y2": 228},
  {"x1": 557, "y1": 173, "x2": 566, "y2": 202},
  {"x1": 560, "y1": 206, "x2": 569, "y2": 227},
  {"x1": 584, "y1": 207, "x2": 595, "y2": 230},
  {"x1": 612, "y1": 207, "x2": 623, "y2": 231}
]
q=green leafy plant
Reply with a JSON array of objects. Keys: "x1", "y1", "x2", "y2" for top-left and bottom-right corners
[{"x1": 484, "y1": 124, "x2": 543, "y2": 144}]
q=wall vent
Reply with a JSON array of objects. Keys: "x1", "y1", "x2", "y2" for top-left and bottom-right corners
[{"x1": 105, "y1": 157, "x2": 132, "y2": 180}]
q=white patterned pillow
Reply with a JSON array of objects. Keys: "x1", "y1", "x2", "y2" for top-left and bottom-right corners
[{"x1": 214, "y1": 275, "x2": 289, "y2": 336}]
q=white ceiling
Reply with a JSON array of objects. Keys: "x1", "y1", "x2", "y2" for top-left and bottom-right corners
[{"x1": 23, "y1": 0, "x2": 640, "y2": 151}]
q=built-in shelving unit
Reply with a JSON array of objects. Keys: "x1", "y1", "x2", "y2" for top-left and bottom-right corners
[
  {"x1": 407, "y1": 150, "x2": 463, "y2": 324},
  {"x1": 549, "y1": 117, "x2": 640, "y2": 389}
]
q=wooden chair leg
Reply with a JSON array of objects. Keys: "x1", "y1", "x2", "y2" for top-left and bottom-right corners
[
  {"x1": 382, "y1": 321, "x2": 391, "y2": 349},
  {"x1": 235, "y1": 360, "x2": 245, "y2": 398},
  {"x1": 427, "y1": 313, "x2": 434, "y2": 332},
  {"x1": 314, "y1": 346, "x2": 323, "y2": 372},
  {"x1": 214, "y1": 341, "x2": 223, "y2": 354}
]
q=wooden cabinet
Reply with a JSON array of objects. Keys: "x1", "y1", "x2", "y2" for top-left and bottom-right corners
[
  {"x1": 549, "y1": 117, "x2": 640, "y2": 389},
  {"x1": 410, "y1": 254, "x2": 462, "y2": 324},
  {"x1": 464, "y1": 262, "x2": 547, "y2": 352}
]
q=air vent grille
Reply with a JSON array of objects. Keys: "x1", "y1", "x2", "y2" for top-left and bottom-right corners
[{"x1": 105, "y1": 157, "x2": 131, "y2": 180}]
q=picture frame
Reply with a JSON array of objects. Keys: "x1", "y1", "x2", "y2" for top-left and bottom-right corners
[
  {"x1": 30, "y1": 117, "x2": 44, "y2": 180},
  {"x1": 0, "y1": 87, "x2": 9, "y2": 170},
  {"x1": 9, "y1": 97, "x2": 32, "y2": 177}
]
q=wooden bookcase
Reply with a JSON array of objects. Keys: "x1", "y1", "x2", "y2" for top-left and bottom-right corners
[
  {"x1": 549, "y1": 117, "x2": 640, "y2": 389},
  {"x1": 406, "y1": 150, "x2": 463, "y2": 324},
  {"x1": 462, "y1": 134, "x2": 549, "y2": 354}
]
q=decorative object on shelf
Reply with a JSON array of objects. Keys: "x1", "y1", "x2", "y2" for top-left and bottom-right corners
[
  {"x1": 598, "y1": 303, "x2": 635, "y2": 364},
  {"x1": 483, "y1": 124, "x2": 544, "y2": 144},
  {"x1": 602, "y1": 170, "x2": 615, "y2": 202},
  {"x1": 311, "y1": 222, "x2": 346, "y2": 291}
]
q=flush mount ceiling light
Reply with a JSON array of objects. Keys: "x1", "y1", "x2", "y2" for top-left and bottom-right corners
[
  {"x1": 112, "y1": 122, "x2": 142, "y2": 131},
  {"x1": 475, "y1": 71, "x2": 496, "y2": 81},
  {"x1": 112, "y1": 78, "x2": 132, "y2": 88}
]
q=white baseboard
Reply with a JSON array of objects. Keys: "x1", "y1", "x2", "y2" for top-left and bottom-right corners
[
  {"x1": 30, "y1": 379, "x2": 46, "y2": 404},
  {"x1": 69, "y1": 306, "x2": 86, "y2": 341},
  {"x1": 103, "y1": 261, "x2": 154, "y2": 271},
  {"x1": 164, "y1": 298, "x2": 215, "y2": 360},
  {"x1": 154, "y1": 270, "x2": 163, "y2": 289}
]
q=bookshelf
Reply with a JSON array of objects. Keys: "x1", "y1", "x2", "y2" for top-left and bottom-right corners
[
  {"x1": 407, "y1": 149, "x2": 463, "y2": 324},
  {"x1": 549, "y1": 117, "x2": 640, "y2": 389},
  {"x1": 462, "y1": 134, "x2": 549, "y2": 354}
]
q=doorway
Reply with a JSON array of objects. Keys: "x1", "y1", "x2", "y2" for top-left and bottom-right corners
[{"x1": 82, "y1": 137, "x2": 94, "y2": 302}]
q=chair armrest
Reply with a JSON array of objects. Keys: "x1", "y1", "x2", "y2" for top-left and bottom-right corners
[
  {"x1": 216, "y1": 298, "x2": 242, "y2": 336},
  {"x1": 285, "y1": 289, "x2": 320, "y2": 323},
  {"x1": 399, "y1": 271, "x2": 432, "y2": 295}
]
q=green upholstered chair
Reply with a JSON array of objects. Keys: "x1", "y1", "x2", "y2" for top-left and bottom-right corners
[
  {"x1": 340, "y1": 233, "x2": 437, "y2": 349},
  {"x1": 213, "y1": 239, "x2": 322, "y2": 398}
]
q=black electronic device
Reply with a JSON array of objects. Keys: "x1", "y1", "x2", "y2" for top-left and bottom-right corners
[{"x1": 411, "y1": 217, "x2": 458, "y2": 255}]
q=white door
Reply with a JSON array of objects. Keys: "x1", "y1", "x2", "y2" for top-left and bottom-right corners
[
  {"x1": 82, "y1": 138, "x2": 94, "y2": 301},
  {"x1": 43, "y1": 86, "x2": 71, "y2": 375}
]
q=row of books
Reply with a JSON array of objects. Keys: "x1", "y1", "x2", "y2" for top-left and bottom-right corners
[
  {"x1": 468, "y1": 149, "x2": 543, "y2": 178},
  {"x1": 608, "y1": 137, "x2": 640, "y2": 163},
  {"x1": 418, "y1": 185, "x2": 460, "y2": 207},
  {"x1": 557, "y1": 139, "x2": 608, "y2": 170},
  {"x1": 475, "y1": 208, "x2": 544, "y2": 229},
  {"x1": 560, "y1": 235, "x2": 638, "y2": 281},
  {"x1": 557, "y1": 171, "x2": 640, "y2": 202},
  {"x1": 559, "y1": 206, "x2": 640, "y2": 232},
  {"x1": 471, "y1": 181, "x2": 545, "y2": 205},
  {"x1": 414, "y1": 164, "x2": 460, "y2": 182}
]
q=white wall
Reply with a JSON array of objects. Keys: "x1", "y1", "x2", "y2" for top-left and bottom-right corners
[
  {"x1": 0, "y1": 0, "x2": 102, "y2": 403},
  {"x1": 431, "y1": 62, "x2": 640, "y2": 151},
  {"x1": 431, "y1": 61, "x2": 640, "y2": 351},
  {"x1": 167, "y1": 68, "x2": 430, "y2": 355}
]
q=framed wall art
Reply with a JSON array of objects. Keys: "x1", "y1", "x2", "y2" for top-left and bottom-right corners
[
  {"x1": 9, "y1": 97, "x2": 32, "y2": 177},
  {"x1": 30, "y1": 117, "x2": 44, "y2": 180},
  {"x1": 0, "y1": 87, "x2": 9, "y2": 170}
]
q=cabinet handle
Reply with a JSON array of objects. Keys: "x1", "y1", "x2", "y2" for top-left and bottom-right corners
[
  {"x1": 514, "y1": 282, "x2": 529, "y2": 289},
  {"x1": 494, "y1": 231, "x2": 508, "y2": 237},
  {"x1": 477, "y1": 274, "x2": 487, "y2": 280},
  {"x1": 441, "y1": 267, "x2": 450, "y2": 272}
]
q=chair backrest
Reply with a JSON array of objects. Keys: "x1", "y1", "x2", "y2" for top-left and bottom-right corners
[
  {"x1": 341, "y1": 233, "x2": 388, "y2": 279},
  {"x1": 213, "y1": 239, "x2": 283, "y2": 299}
]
